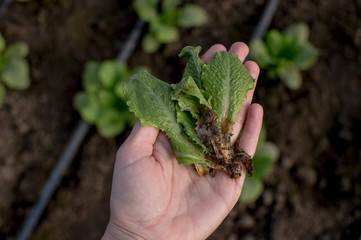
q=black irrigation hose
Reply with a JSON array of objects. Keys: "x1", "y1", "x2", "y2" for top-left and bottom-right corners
[
  {"x1": 117, "y1": 19, "x2": 145, "y2": 62},
  {"x1": 15, "y1": 0, "x2": 280, "y2": 239},
  {"x1": 250, "y1": 0, "x2": 280, "y2": 40},
  {"x1": 15, "y1": 18, "x2": 147, "y2": 240},
  {"x1": 245, "y1": 0, "x2": 281, "y2": 61},
  {"x1": 15, "y1": 121, "x2": 90, "y2": 240},
  {"x1": 0, "y1": 0, "x2": 13, "y2": 20}
]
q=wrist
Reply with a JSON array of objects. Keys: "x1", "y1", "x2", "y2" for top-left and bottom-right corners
[{"x1": 102, "y1": 220, "x2": 147, "y2": 240}]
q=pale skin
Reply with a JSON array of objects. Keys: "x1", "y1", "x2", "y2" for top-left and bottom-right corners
[{"x1": 102, "y1": 42, "x2": 263, "y2": 240}]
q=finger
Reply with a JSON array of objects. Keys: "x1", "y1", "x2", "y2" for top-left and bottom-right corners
[
  {"x1": 120, "y1": 120, "x2": 159, "y2": 157},
  {"x1": 202, "y1": 44, "x2": 227, "y2": 62},
  {"x1": 229, "y1": 42, "x2": 249, "y2": 62},
  {"x1": 237, "y1": 103, "x2": 263, "y2": 157},
  {"x1": 153, "y1": 131, "x2": 174, "y2": 160},
  {"x1": 231, "y1": 61, "x2": 260, "y2": 144}
]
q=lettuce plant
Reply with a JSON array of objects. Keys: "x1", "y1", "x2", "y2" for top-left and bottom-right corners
[
  {"x1": 134, "y1": 0, "x2": 207, "y2": 53},
  {"x1": 124, "y1": 46, "x2": 255, "y2": 178},
  {"x1": 0, "y1": 33, "x2": 31, "y2": 107},
  {"x1": 239, "y1": 127, "x2": 279, "y2": 203},
  {"x1": 73, "y1": 61, "x2": 137, "y2": 138},
  {"x1": 250, "y1": 23, "x2": 319, "y2": 90}
]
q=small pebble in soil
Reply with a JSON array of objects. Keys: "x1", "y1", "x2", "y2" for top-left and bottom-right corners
[
  {"x1": 281, "y1": 156, "x2": 295, "y2": 170},
  {"x1": 255, "y1": 206, "x2": 268, "y2": 219},
  {"x1": 340, "y1": 176, "x2": 352, "y2": 192},
  {"x1": 0, "y1": 166, "x2": 16, "y2": 182},
  {"x1": 237, "y1": 214, "x2": 256, "y2": 228},
  {"x1": 241, "y1": 234, "x2": 256, "y2": 240},
  {"x1": 227, "y1": 234, "x2": 238, "y2": 240},
  {"x1": 296, "y1": 166, "x2": 318, "y2": 186},
  {"x1": 262, "y1": 189, "x2": 274, "y2": 206},
  {"x1": 275, "y1": 185, "x2": 287, "y2": 211},
  {"x1": 318, "y1": 178, "x2": 328, "y2": 190},
  {"x1": 354, "y1": 28, "x2": 361, "y2": 47}
]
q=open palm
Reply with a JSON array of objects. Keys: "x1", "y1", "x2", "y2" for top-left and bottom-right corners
[{"x1": 102, "y1": 42, "x2": 263, "y2": 240}]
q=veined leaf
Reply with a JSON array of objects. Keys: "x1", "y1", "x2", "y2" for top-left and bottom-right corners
[
  {"x1": 124, "y1": 70, "x2": 211, "y2": 165},
  {"x1": 178, "y1": 46, "x2": 204, "y2": 87},
  {"x1": 176, "y1": 106, "x2": 208, "y2": 152},
  {"x1": 201, "y1": 51, "x2": 254, "y2": 130},
  {"x1": 172, "y1": 76, "x2": 210, "y2": 118},
  {"x1": 124, "y1": 46, "x2": 256, "y2": 177}
]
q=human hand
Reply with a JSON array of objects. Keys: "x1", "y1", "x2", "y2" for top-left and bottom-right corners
[{"x1": 102, "y1": 42, "x2": 263, "y2": 240}]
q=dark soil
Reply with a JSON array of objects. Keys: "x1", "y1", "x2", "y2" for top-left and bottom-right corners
[
  {"x1": 0, "y1": 0, "x2": 135, "y2": 238},
  {"x1": 0, "y1": 0, "x2": 360, "y2": 239}
]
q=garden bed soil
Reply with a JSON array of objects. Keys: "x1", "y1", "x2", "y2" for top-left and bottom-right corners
[{"x1": 0, "y1": 0, "x2": 360, "y2": 239}]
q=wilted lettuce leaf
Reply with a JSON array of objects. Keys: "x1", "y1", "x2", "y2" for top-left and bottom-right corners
[{"x1": 124, "y1": 46, "x2": 255, "y2": 177}]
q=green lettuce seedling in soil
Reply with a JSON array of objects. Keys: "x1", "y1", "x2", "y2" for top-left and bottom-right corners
[
  {"x1": 250, "y1": 23, "x2": 319, "y2": 90},
  {"x1": 134, "y1": 0, "x2": 207, "y2": 53},
  {"x1": 239, "y1": 127, "x2": 279, "y2": 203},
  {"x1": 0, "y1": 33, "x2": 31, "y2": 107},
  {"x1": 73, "y1": 60, "x2": 138, "y2": 138},
  {"x1": 124, "y1": 46, "x2": 255, "y2": 178}
]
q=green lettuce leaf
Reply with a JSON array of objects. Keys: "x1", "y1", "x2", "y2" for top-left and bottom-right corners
[
  {"x1": 1, "y1": 59, "x2": 30, "y2": 90},
  {"x1": 177, "y1": 4, "x2": 208, "y2": 28},
  {"x1": 124, "y1": 46, "x2": 255, "y2": 176},
  {"x1": 4, "y1": 42, "x2": 29, "y2": 60},
  {"x1": 124, "y1": 69, "x2": 211, "y2": 165},
  {"x1": 179, "y1": 46, "x2": 204, "y2": 87},
  {"x1": 201, "y1": 51, "x2": 254, "y2": 130},
  {"x1": 171, "y1": 76, "x2": 210, "y2": 118},
  {"x1": 175, "y1": 106, "x2": 208, "y2": 152},
  {"x1": 284, "y1": 22, "x2": 309, "y2": 43},
  {"x1": 142, "y1": 33, "x2": 161, "y2": 53},
  {"x1": 239, "y1": 177, "x2": 264, "y2": 203},
  {"x1": 82, "y1": 61, "x2": 102, "y2": 95}
]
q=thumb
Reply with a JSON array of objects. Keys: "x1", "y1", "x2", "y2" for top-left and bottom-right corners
[{"x1": 119, "y1": 120, "x2": 159, "y2": 158}]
